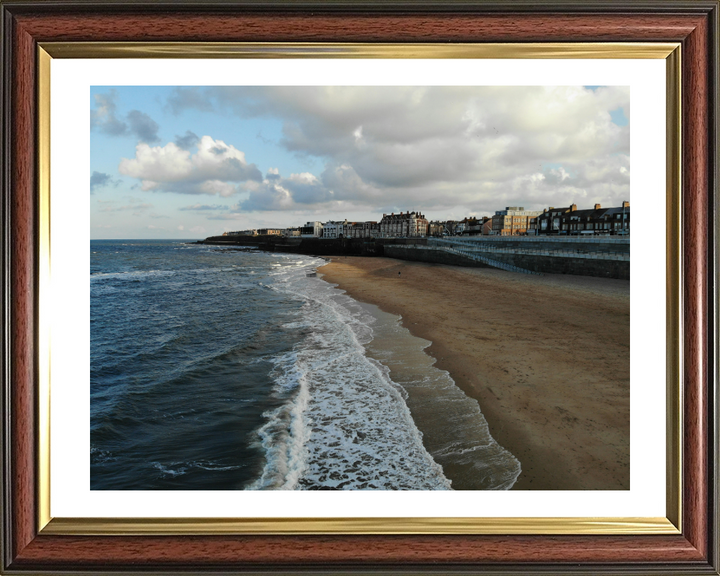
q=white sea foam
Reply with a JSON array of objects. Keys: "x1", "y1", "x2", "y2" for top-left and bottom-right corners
[
  {"x1": 361, "y1": 304, "x2": 522, "y2": 490},
  {"x1": 152, "y1": 460, "x2": 246, "y2": 478},
  {"x1": 90, "y1": 267, "x2": 253, "y2": 283},
  {"x1": 247, "y1": 255, "x2": 450, "y2": 490}
]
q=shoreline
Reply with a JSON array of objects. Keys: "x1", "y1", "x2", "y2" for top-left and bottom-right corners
[
  {"x1": 319, "y1": 256, "x2": 630, "y2": 490},
  {"x1": 353, "y1": 300, "x2": 521, "y2": 490}
]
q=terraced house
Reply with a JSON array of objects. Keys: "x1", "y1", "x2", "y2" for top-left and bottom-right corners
[
  {"x1": 379, "y1": 211, "x2": 428, "y2": 238},
  {"x1": 533, "y1": 202, "x2": 630, "y2": 235}
]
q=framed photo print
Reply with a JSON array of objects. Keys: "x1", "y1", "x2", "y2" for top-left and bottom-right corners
[{"x1": 1, "y1": 1, "x2": 717, "y2": 574}]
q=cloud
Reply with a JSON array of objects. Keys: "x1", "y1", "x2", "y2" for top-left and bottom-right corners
[
  {"x1": 239, "y1": 180, "x2": 294, "y2": 211},
  {"x1": 166, "y1": 87, "x2": 215, "y2": 115},
  {"x1": 179, "y1": 203, "x2": 228, "y2": 211},
  {"x1": 91, "y1": 90, "x2": 128, "y2": 136},
  {"x1": 90, "y1": 171, "x2": 121, "y2": 191},
  {"x1": 206, "y1": 213, "x2": 252, "y2": 221},
  {"x1": 237, "y1": 165, "x2": 379, "y2": 211},
  {"x1": 91, "y1": 90, "x2": 162, "y2": 142},
  {"x1": 118, "y1": 135, "x2": 262, "y2": 196},
  {"x1": 97, "y1": 197, "x2": 153, "y2": 217},
  {"x1": 178, "y1": 225, "x2": 185, "y2": 230},
  {"x1": 127, "y1": 110, "x2": 161, "y2": 143},
  {"x1": 162, "y1": 86, "x2": 629, "y2": 213},
  {"x1": 175, "y1": 130, "x2": 200, "y2": 150}
]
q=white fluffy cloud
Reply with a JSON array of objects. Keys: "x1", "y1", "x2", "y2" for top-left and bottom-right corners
[
  {"x1": 119, "y1": 135, "x2": 262, "y2": 196},
  {"x1": 164, "y1": 86, "x2": 629, "y2": 214}
]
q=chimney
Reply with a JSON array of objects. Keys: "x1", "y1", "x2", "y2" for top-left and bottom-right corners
[
  {"x1": 594, "y1": 203, "x2": 601, "y2": 210},
  {"x1": 570, "y1": 204, "x2": 577, "y2": 212},
  {"x1": 543, "y1": 208, "x2": 547, "y2": 214},
  {"x1": 622, "y1": 201, "x2": 630, "y2": 208}
]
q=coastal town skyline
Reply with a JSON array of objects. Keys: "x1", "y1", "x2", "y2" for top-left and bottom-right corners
[
  {"x1": 91, "y1": 85, "x2": 629, "y2": 239},
  {"x1": 217, "y1": 199, "x2": 630, "y2": 239}
]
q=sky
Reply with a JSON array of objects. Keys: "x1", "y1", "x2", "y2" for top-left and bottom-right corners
[{"x1": 90, "y1": 86, "x2": 629, "y2": 239}]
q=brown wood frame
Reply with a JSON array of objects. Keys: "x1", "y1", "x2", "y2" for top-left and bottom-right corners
[{"x1": 1, "y1": 1, "x2": 718, "y2": 573}]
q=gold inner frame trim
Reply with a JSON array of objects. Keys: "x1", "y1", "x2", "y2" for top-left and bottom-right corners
[
  {"x1": 43, "y1": 516, "x2": 678, "y2": 536},
  {"x1": 40, "y1": 41, "x2": 679, "y2": 59},
  {"x1": 37, "y1": 46, "x2": 52, "y2": 532},
  {"x1": 37, "y1": 41, "x2": 683, "y2": 536}
]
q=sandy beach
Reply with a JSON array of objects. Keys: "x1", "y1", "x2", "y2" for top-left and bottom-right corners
[{"x1": 319, "y1": 256, "x2": 630, "y2": 490}]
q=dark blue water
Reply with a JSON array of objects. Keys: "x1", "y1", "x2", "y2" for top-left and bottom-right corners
[
  {"x1": 90, "y1": 240, "x2": 456, "y2": 490},
  {"x1": 91, "y1": 241, "x2": 314, "y2": 489}
]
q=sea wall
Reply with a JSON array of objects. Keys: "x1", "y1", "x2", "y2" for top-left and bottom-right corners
[
  {"x1": 201, "y1": 236, "x2": 384, "y2": 256},
  {"x1": 384, "y1": 246, "x2": 629, "y2": 279},
  {"x1": 454, "y1": 237, "x2": 629, "y2": 255},
  {"x1": 382, "y1": 246, "x2": 490, "y2": 268},
  {"x1": 200, "y1": 236, "x2": 629, "y2": 279},
  {"x1": 481, "y1": 251, "x2": 628, "y2": 279}
]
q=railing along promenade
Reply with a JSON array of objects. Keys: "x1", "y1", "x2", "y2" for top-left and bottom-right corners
[
  {"x1": 384, "y1": 236, "x2": 629, "y2": 276},
  {"x1": 386, "y1": 242, "x2": 543, "y2": 275},
  {"x1": 428, "y1": 237, "x2": 630, "y2": 262}
]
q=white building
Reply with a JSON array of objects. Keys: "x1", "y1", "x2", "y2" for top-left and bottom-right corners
[
  {"x1": 322, "y1": 220, "x2": 348, "y2": 239},
  {"x1": 300, "y1": 221, "x2": 324, "y2": 237}
]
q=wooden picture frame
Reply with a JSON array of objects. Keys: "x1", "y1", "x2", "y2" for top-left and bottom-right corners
[{"x1": 1, "y1": 1, "x2": 718, "y2": 573}]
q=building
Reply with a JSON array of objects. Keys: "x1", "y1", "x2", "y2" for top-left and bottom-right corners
[
  {"x1": 535, "y1": 202, "x2": 630, "y2": 235},
  {"x1": 322, "y1": 220, "x2": 348, "y2": 239},
  {"x1": 256, "y1": 228, "x2": 283, "y2": 236},
  {"x1": 455, "y1": 219, "x2": 468, "y2": 235},
  {"x1": 460, "y1": 217, "x2": 485, "y2": 236},
  {"x1": 225, "y1": 229, "x2": 257, "y2": 236},
  {"x1": 345, "y1": 221, "x2": 380, "y2": 239},
  {"x1": 380, "y1": 211, "x2": 428, "y2": 238},
  {"x1": 491, "y1": 206, "x2": 544, "y2": 236},
  {"x1": 300, "y1": 221, "x2": 324, "y2": 237},
  {"x1": 427, "y1": 221, "x2": 445, "y2": 237},
  {"x1": 379, "y1": 211, "x2": 428, "y2": 238},
  {"x1": 284, "y1": 227, "x2": 302, "y2": 237},
  {"x1": 442, "y1": 220, "x2": 456, "y2": 235}
]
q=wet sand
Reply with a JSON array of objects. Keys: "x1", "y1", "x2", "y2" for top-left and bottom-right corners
[{"x1": 319, "y1": 257, "x2": 630, "y2": 490}]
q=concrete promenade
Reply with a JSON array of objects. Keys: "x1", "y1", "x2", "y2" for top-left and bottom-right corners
[
  {"x1": 386, "y1": 236, "x2": 630, "y2": 279},
  {"x1": 200, "y1": 234, "x2": 630, "y2": 279}
]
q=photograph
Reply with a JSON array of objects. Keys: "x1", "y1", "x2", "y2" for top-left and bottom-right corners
[
  {"x1": 3, "y1": 0, "x2": 717, "y2": 571},
  {"x1": 90, "y1": 85, "x2": 631, "y2": 492}
]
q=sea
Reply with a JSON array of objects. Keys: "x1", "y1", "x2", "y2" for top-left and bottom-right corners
[{"x1": 91, "y1": 239, "x2": 521, "y2": 490}]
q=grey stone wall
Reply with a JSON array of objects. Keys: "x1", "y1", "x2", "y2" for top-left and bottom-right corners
[
  {"x1": 384, "y1": 246, "x2": 489, "y2": 268},
  {"x1": 451, "y1": 237, "x2": 629, "y2": 255},
  {"x1": 385, "y1": 246, "x2": 629, "y2": 279}
]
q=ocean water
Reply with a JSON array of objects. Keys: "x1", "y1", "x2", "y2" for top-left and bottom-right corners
[{"x1": 91, "y1": 240, "x2": 519, "y2": 490}]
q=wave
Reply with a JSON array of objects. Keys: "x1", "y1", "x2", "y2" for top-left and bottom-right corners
[
  {"x1": 247, "y1": 257, "x2": 451, "y2": 490},
  {"x1": 90, "y1": 267, "x2": 255, "y2": 282},
  {"x1": 361, "y1": 303, "x2": 522, "y2": 490},
  {"x1": 152, "y1": 460, "x2": 247, "y2": 478}
]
